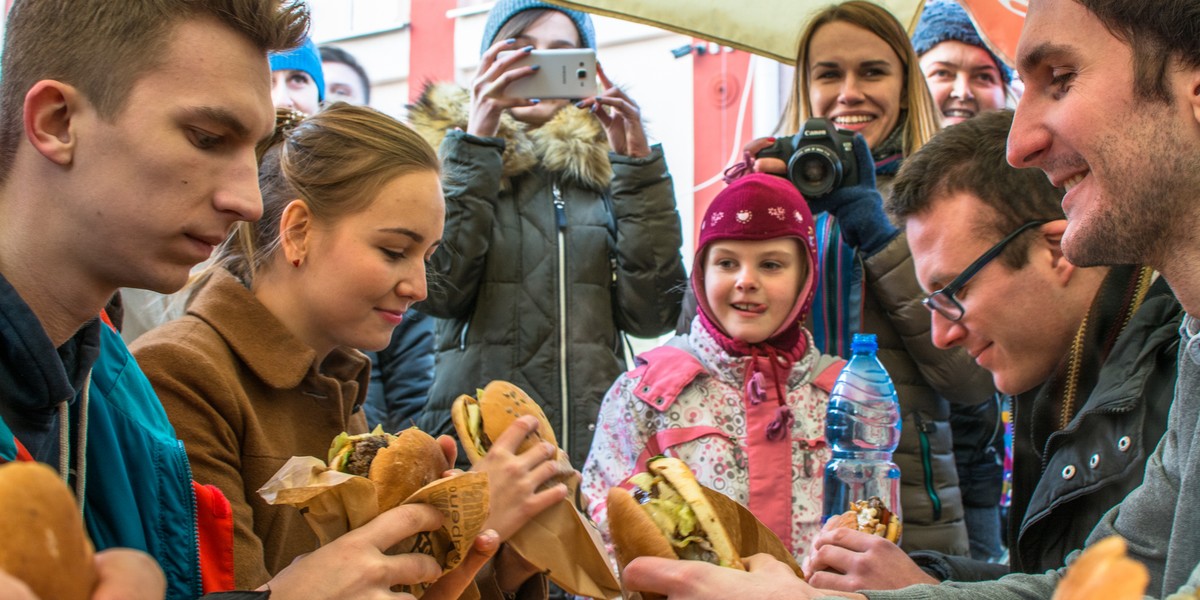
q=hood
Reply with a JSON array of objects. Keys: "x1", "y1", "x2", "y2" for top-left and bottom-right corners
[
  {"x1": 0, "y1": 271, "x2": 98, "y2": 456},
  {"x1": 407, "y1": 82, "x2": 613, "y2": 191}
]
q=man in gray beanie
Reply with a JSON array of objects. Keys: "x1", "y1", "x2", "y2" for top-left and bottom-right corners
[{"x1": 911, "y1": 0, "x2": 1011, "y2": 126}]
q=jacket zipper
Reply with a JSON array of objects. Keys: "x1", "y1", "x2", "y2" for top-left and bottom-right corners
[
  {"x1": 984, "y1": 393, "x2": 1004, "y2": 452},
  {"x1": 553, "y1": 183, "x2": 570, "y2": 452},
  {"x1": 179, "y1": 440, "x2": 204, "y2": 599},
  {"x1": 912, "y1": 411, "x2": 943, "y2": 521}
]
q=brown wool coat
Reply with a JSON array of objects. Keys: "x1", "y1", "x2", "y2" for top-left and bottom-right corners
[{"x1": 131, "y1": 270, "x2": 369, "y2": 589}]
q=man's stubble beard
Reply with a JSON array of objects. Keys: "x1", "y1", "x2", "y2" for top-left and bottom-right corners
[{"x1": 1061, "y1": 120, "x2": 1200, "y2": 271}]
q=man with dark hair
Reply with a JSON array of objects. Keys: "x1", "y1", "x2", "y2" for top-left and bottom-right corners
[
  {"x1": 0, "y1": 0, "x2": 496, "y2": 598},
  {"x1": 799, "y1": 109, "x2": 1179, "y2": 591},
  {"x1": 910, "y1": 2, "x2": 1016, "y2": 554},
  {"x1": 320, "y1": 45, "x2": 371, "y2": 105},
  {"x1": 618, "y1": 0, "x2": 1200, "y2": 596}
]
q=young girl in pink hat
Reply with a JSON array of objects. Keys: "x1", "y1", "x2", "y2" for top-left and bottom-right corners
[{"x1": 582, "y1": 173, "x2": 846, "y2": 561}]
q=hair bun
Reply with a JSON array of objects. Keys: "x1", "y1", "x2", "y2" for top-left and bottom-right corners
[{"x1": 256, "y1": 107, "x2": 309, "y2": 163}]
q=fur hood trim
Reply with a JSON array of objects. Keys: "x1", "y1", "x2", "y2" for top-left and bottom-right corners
[{"x1": 408, "y1": 83, "x2": 613, "y2": 190}]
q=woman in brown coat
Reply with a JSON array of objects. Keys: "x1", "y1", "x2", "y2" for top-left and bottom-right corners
[{"x1": 132, "y1": 104, "x2": 564, "y2": 598}]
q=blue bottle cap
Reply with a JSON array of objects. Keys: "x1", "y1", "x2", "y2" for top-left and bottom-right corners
[{"x1": 851, "y1": 333, "x2": 878, "y2": 354}]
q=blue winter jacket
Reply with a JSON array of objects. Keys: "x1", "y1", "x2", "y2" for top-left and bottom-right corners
[{"x1": 0, "y1": 273, "x2": 204, "y2": 599}]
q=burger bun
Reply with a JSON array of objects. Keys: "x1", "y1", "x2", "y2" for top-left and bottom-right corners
[{"x1": 0, "y1": 462, "x2": 96, "y2": 600}]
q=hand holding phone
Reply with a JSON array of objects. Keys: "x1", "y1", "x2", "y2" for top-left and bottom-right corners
[{"x1": 496, "y1": 48, "x2": 598, "y2": 99}]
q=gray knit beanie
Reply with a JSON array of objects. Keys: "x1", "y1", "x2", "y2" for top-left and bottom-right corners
[
  {"x1": 479, "y1": 0, "x2": 597, "y2": 55},
  {"x1": 911, "y1": 0, "x2": 1012, "y2": 83}
]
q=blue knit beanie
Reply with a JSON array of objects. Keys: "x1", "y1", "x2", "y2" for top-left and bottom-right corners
[
  {"x1": 911, "y1": 0, "x2": 1012, "y2": 84},
  {"x1": 479, "y1": 0, "x2": 597, "y2": 55},
  {"x1": 269, "y1": 37, "x2": 326, "y2": 102}
]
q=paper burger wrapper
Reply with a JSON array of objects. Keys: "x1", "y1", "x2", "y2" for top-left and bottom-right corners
[
  {"x1": 699, "y1": 486, "x2": 804, "y2": 579},
  {"x1": 505, "y1": 489, "x2": 624, "y2": 599},
  {"x1": 259, "y1": 456, "x2": 490, "y2": 599}
]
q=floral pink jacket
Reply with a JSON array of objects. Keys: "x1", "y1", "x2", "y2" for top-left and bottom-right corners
[{"x1": 581, "y1": 321, "x2": 844, "y2": 561}]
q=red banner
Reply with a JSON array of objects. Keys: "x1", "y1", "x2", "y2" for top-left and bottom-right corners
[{"x1": 957, "y1": 0, "x2": 1026, "y2": 69}]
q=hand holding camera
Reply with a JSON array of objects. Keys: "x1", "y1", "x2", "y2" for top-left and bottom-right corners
[
  {"x1": 468, "y1": 39, "x2": 544, "y2": 137},
  {"x1": 754, "y1": 119, "x2": 897, "y2": 255},
  {"x1": 755, "y1": 118, "x2": 864, "y2": 202},
  {"x1": 495, "y1": 48, "x2": 597, "y2": 99}
]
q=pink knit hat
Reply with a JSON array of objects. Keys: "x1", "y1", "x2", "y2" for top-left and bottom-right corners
[{"x1": 692, "y1": 173, "x2": 819, "y2": 355}]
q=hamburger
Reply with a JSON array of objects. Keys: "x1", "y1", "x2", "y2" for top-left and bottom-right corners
[
  {"x1": 451, "y1": 381, "x2": 575, "y2": 484},
  {"x1": 328, "y1": 425, "x2": 450, "y2": 511},
  {"x1": 1052, "y1": 535, "x2": 1148, "y2": 600},
  {"x1": 606, "y1": 457, "x2": 744, "y2": 573},
  {"x1": 828, "y1": 497, "x2": 902, "y2": 543},
  {"x1": 0, "y1": 462, "x2": 97, "y2": 600}
]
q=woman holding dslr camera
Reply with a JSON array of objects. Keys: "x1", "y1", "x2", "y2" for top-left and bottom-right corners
[{"x1": 739, "y1": 0, "x2": 994, "y2": 556}]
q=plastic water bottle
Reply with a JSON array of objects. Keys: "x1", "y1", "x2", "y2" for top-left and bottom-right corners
[{"x1": 822, "y1": 333, "x2": 903, "y2": 524}]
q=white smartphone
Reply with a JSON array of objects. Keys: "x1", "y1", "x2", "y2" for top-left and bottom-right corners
[{"x1": 497, "y1": 48, "x2": 598, "y2": 99}]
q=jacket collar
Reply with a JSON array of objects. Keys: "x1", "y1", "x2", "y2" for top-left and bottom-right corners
[
  {"x1": 686, "y1": 316, "x2": 819, "y2": 389},
  {"x1": 188, "y1": 270, "x2": 366, "y2": 390},
  {"x1": 1025, "y1": 267, "x2": 1176, "y2": 431},
  {"x1": 0, "y1": 270, "x2": 98, "y2": 414},
  {"x1": 407, "y1": 82, "x2": 613, "y2": 191}
]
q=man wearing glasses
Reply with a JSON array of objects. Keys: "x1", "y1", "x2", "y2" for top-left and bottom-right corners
[
  {"x1": 797, "y1": 109, "x2": 1181, "y2": 591},
  {"x1": 621, "y1": 0, "x2": 1200, "y2": 596}
]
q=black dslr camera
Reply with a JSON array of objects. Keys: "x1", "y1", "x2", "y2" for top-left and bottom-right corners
[{"x1": 756, "y1": 118, "x2": 859, "y2": 199}]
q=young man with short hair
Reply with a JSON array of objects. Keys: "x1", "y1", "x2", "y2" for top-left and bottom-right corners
[
  {"x1": 320, "y1": 45, "x2": 371, "y2": 106},
  {"x1": 0, "y1": 1, "x2": 496, "y2": 598}
]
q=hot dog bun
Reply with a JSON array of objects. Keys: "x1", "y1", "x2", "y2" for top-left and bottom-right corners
[
  {"x1": 1052, "y1": 536, "x2": 1149, "y2": 600},
  {"x1": 0, "y1": 462, "x2": 96, "y2": 600}
]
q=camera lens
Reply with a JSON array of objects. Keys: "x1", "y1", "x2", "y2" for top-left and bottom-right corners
[
  {"x1": 576, "y1": 68, "x2": 588, "y2": 79},
  {"x1": 788, "y1": 145, "x2": 841, "y2": 198},
  {"x1": 801, "y1": 158, "x2": 829, "y2": 185}
]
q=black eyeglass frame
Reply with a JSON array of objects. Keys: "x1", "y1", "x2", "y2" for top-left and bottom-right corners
[{"x1": 922, "y1": 220, "x2": 1051, "y2": 322}]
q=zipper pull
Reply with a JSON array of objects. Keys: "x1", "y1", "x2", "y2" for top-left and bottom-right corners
[
  {"x1": 552, "y1": 184, "x2": 566, "y2": 230},
  {"x1": 912, "y1": 411, "x2": 936, "y2": 433}
]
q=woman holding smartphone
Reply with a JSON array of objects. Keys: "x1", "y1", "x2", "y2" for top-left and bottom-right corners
[{"x1": 409, "y1": 0, "x2": 687, "y2": 470}]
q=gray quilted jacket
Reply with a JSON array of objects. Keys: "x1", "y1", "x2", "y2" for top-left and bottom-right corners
[{"x1": 409, "y1": 85, "x2": 687, "y2": 466}]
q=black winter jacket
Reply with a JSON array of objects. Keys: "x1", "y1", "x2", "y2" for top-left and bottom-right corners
[{"x1": 912, "y1": 278, "x2": 1180, "y2": 581}]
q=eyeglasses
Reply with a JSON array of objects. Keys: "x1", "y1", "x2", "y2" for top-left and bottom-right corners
[{"x1": 922, "y1": 220, "x2": 1051, "y2": 322}]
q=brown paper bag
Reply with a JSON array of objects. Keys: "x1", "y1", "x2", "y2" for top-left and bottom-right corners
[
  {"x1": 505, "y1": 491, "x2": 623, "y2": 599},
  {"x1": 258, "y1": 456, "x2": 490, "y2": 598},
  {"x1": 701, "y1": 487, "x2": 804, "y2": 579}
]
